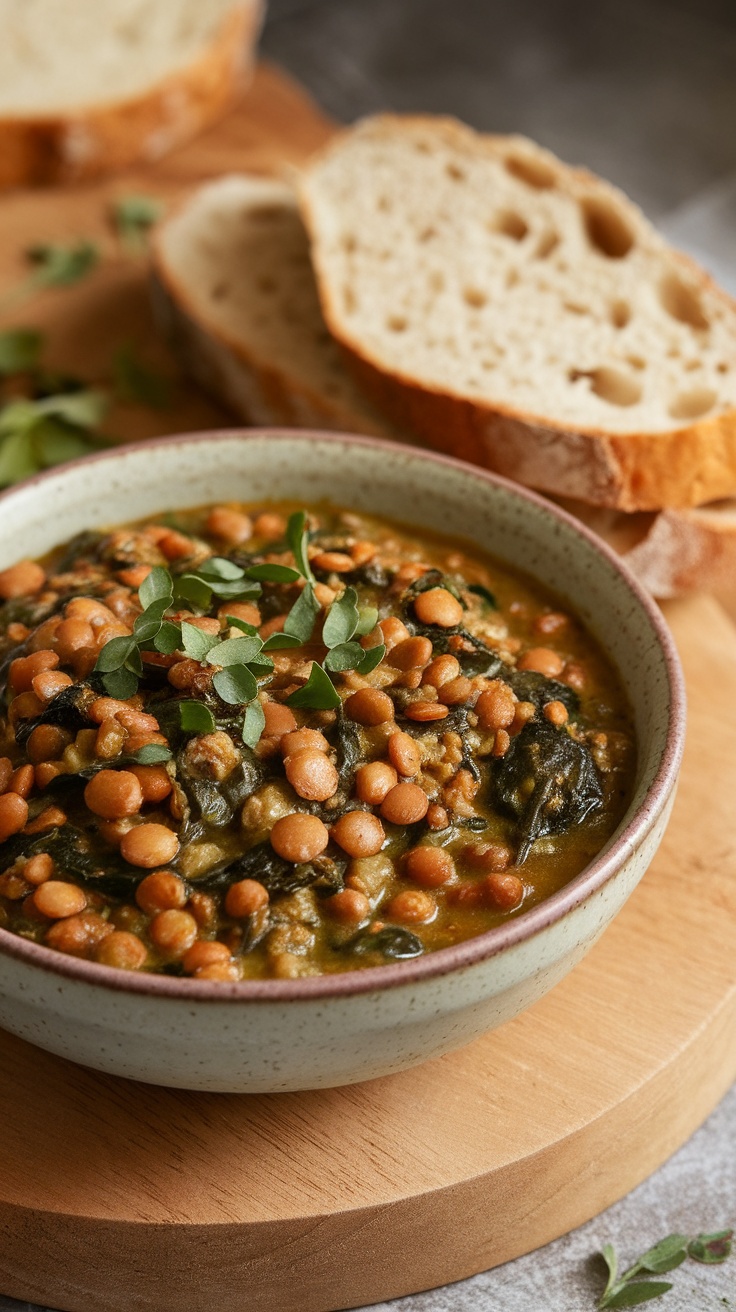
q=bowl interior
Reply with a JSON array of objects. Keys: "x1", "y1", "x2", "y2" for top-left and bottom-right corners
[{"x1": 0, "y1": 428, "x2": 683, "y2": 959}]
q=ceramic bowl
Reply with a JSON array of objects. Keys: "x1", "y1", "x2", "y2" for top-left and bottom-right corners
[{"x1": 0, "y1": 430, "x2": 685, "y2": 1092}]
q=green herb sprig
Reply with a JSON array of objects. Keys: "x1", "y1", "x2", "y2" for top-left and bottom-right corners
[
  {"x1": 94, "y1": 560, "x2": 279, "y2": 746},
  {"x1": 0, "y1": 388, "x2": 108, "y2": 486},
  {"x1": 92, "y1": 510, "x2": 388, "y2": 746},
  {"x1": 111, "y1": 195, "x2": 164, "y2": 255},
  {"x1": 0, "y1": 241, "x2": 100, "y2": 315},
  {"x1": 113, "y1": 342, "x2": 171, "y2": 409},
  {"x1": 597, "y1": 1229, "x2": 733, "y2": 1308},
  {"x1": 271, "y1": 512, "x2": 386, "y2": 711}
]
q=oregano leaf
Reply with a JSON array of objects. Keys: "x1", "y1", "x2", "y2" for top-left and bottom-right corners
[
  {"x1": 174, "y1": 574, "x2": 212, "y2": 610},
  {"x1": 213, "y1": 664, "x2": 258, "y2": 705},
  {"x1": 180, "y1": 621, "x2": 220, "y2": 662},
  {"x1": 243, "y1": 562, "x2": 301, "y2": 583},
  {"x1": 0, "y1": 328, "x2": 43, "y2": 375},
  {"x1": 179, "y1": 701, "x2": 216, "y2": 734},
  {"x1": 94, "y1": 634, "x2": 137, "y2": 672},
  {"x1": 356, "y1": 642, "x2": 386, "y2": 675},
  {"x1": 356, "y1": 605, "x2": 379, "y2": 636},
  {"x1": 197, "y1": 556, "x2": 245, "y2": 582},
  {"x1": 206, "y1": 635, "x2": 263, "y2": 667},
  {"x1": 324, "y1": 641, "x2": 366, "y2": 673},
  {"x1": 101, "y1": 667, "x2": 139, "y2": 699},
  {"x1": 138, "y1": 566, "x2": 173, "y2": 610},
  {"x1": 225, "y1": 615, "x2": 259, "y2": 636},
  {"x1": 322, "y1": 586, "x2": 359, "y2": 648},
  {"x1": 242, "y1": 699, "x2": 266, "y2": 748},
  {"x1": 114, "y1": 344, "x2": 170, "y2": 409},
  {"x1": 286, "y1": 510, "x2": 315, "y2": 582},
  {"x1": 153, "y1": 621, "x2": 181, "y2": 654},
  {"x1": 283, "y1": 582, "x2": 319, "y2": 644},
  {"x1": 601, "y1": 1282, "x2": 673, "y2": 1309},
  {"x1": 133, "y1": 744, "x2": 173, "y2": 764},
  {"x1": 631, "y1": 1236, "x2": 689, "y2": 1276},
  {"x1": 688, "y1": 1230, "x2": 733, "y2": 1264},
  {"x1": 262, "y1": 632, "x2": 301, "y2": 650},
  {"x1": 287, "y1": 662, "x2": 341, "y2": 710}
]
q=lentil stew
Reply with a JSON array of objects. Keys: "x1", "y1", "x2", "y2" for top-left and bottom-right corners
[{"x1": 0, "y1": 502, "x2": 635, "y2": 980}]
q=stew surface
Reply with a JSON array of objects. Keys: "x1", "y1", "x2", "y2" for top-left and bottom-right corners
[{"x1": 0, "y1": 502, "x2": 635, "y2": 980}]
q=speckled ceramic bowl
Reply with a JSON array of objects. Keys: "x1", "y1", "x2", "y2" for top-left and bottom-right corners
[{"x1": 0, "y1": 430, "x2": 685, "y2": 1092}]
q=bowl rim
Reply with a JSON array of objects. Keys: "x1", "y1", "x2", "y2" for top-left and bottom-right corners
[{"x1": 0, "y1": 427, "x2": 686, "y2": 1002}]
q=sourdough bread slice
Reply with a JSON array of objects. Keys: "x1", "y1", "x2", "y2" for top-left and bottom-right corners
[
  {"x1": 151, "y1": 173, "x2": 396, "y2": 434},
  {"x1": 298, "y1": 115, "x2": 736, "y2": 512},
  {"x1": 565, "y1": 499, "x2": 736, "y2": 599},
  {"x1": 0, "y1": 0, "x2": 263, "y2": 186},
  {"x1": 151, "y1": 171, "x2": 735, "y2": 599}
]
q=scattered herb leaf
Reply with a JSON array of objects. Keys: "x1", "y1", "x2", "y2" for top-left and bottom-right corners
[
  {"x1": 26, "y1": 240, "x2": 99, "y2": 288},
  {"x1": 286, "y1": 510, "x2": 315, "y2": 582},
  {"x1": 139, "y1": 566, "x2": 174, "y2": 609},
  {"x1": 212, "y1": 664, "x2": 258, "y2": 705},
  {"x1": 225, "y1": 615, "x2": 260, "y2": 636},
  {"x1": 243, "y1": 562, "x2": 301, "y2": 584},
  {"x1": 179, "y1": 701, "x2": 216, "y2": 735},
  {"x1": 113, "y1": 343, "x2": 171, "y2": 409},
  {"x1": 206, "y1": 635, "x2": 263, "y2": 667},
  {"x1": 356, "y1": 605, "x2": 379, "y2": 636},
  {"x1": 322, "y1": 586, "x2": 359, "y2": 648},
  {"x1": 111, "y1": 195, "x2": 164, "y2": 254},
  {"x1": 283, "y1": 582, "x2": 320, "y2": 644},
  {"x1": 262, "y1": 631, "x2": 302, "y2": 650},
  {"x1": 597, "y1": 1230, "x2": 733, "y2": 1309},
  {"x1": 242, "y1": 699, "x2": 266, "y2": 748},
  {"x1": 688, "y1": 1231, "x2": 733, "y2": 1264},
  {"x1": 287, "y1": 661, "x2": 342, "y2": 710},
  {"x1": 180, "y1": 621, "x2": 219, "y2": 662},
  {"x1": 153, "y1": 621, "x2": 182, "y2": 655},
  {"x1": 0, "y1": 328, "x2": 43, "y2": 375},
  {"x1": 133, "y1": 744, "x2": 173, "y2": 765},
  {"x1": 324, "y1": 641, "x2": 366, "y2": 673}
]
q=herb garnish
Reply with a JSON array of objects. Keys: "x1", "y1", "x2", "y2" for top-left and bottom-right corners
[
  {"x1": 113, "y1": 343, "x2": 171, "y2": 408},
  {"x1": 91, "y1": 511, "x2": 388, "y2": 746},
  {"x1": 111, "y1": 195, "x2": 164, "y2": 254},
  {"x1": 0, "y1": 241, "x2": 100, "y2": 312},
  {"x1": 0, "y1": 328, "x2": 43, "y2": 375},
  {"x1": 0, "y1": 389, "x2": 108, "y2": 487},
  {"x1": 597, "y1": 1229, "x2": 733, "y2": 1308}
]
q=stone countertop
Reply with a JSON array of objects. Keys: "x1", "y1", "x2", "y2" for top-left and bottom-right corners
[{"x1": 2, "y1": 2, "x2": 734, "y2": 1309}]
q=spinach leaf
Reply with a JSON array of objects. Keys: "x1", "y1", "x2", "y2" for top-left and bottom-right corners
[
  {"x1": 494, "y1": 720, "x2": 603, "y2": 862},
  {"x1": 343, "y1": 926, "x2": 424, "y2": 959}
]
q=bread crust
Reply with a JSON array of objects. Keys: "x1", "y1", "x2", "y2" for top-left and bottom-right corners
[
  {"x1": 299, "y1": 114, "x2": 736, "y2": 512},
  {"x1": 151, "y1": 213, "x2": 393, "y2": 435},
  {"x1": 0, "y1": 1, "x2": 263, "y2": 188}
]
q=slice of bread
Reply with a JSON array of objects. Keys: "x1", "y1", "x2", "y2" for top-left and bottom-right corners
[
  {"x1": 0, "y1": 0, "x2": 263, "y2": 186},
  {"x1": 298, "y1": 115, "x2": 736, "y2": 512},
  {"x1": 151, "y1": 173, "x2": 396, "y2": 434},
  {"x1": 152, "y1": 171, "x2": 736, "y2": 599}
]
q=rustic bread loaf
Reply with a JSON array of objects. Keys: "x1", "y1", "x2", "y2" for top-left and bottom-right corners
[
  {"x1": 298, "y1": 115, "x2": 736, "y2": 512},
  {"x1": 152, "y1": 170, "x2": 736, "y2": 598},
  {"x1": 0, "y1": 0, "x2": 263, "y2": 186},
  {"x1": 152, "y1": 173, "x2": 394, "y2": 434}
]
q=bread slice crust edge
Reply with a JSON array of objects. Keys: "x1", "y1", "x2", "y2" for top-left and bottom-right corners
[
  {"x1": 0, "y1": 1, "x2": 263, "y2": 188},
  {"x1": 299, "y1": 114, "x2": 736, "y2": 512}
]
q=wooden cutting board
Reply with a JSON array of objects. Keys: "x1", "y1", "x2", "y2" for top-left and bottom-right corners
[{"x1": 0, "y1": 64, "x2": 735, "y2": 1312}]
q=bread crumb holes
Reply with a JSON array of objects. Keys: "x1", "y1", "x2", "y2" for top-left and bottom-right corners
[
  {"x1": 581, "y1": 197, "x2": 635, "y2": 259},
  {"x1": 504, "y1": 153, "x2": 557, "y2": 189},
  {"x1": 659, "y1": 274, "x2": 710, "y2": 330},
  {"x1": 668, "y1": 387, "x2": 717, "y2": 421}
]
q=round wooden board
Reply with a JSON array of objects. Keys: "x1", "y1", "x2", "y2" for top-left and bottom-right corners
[{"x1": 0, "y1": 594, "x2": 734, "y2": 1312}]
